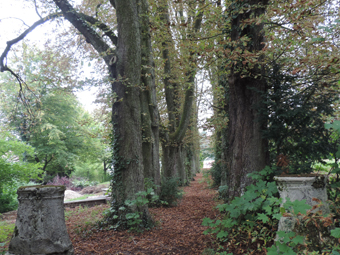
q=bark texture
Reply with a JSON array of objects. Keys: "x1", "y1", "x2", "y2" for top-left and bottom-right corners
[
  {"x1": 224, "y1": 0, "x2": 269, "y2": 200},
  {"x1": 140, "y1": 0, "x2": 161, "y2": 192},
  {"x1": 159, "y1": 1, "x2": 203, "y2": 185},
  {"x1": 110, "y1": 0, "x2": 150, "y2": 222}
]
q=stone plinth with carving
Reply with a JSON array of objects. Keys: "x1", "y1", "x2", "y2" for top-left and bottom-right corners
[
  {"x1": 274, "y1": 175, "x2": 330, "y2": 235},
  {"x1": 7, "y1": 185, "x2": 74, "y2": 255}
]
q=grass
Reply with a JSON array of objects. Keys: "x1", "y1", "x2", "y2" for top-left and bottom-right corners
[
  {"x1": 65, "y1": 193, "x2": 99, "y2": 202},
  {"x1": 0, "y1": 221, "x2": 15, "y2": 253}
]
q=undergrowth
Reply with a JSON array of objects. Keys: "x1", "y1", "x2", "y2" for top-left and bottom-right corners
[
  {"x1": 0, "y1": 221, "x2": 15, "y2": 254},
  {"x1": 202, "y1": 166, "x2": 340, "y2": 255},
  {"x1": 66, "y1": 205, "x2": 107, "y2": 238},
  {"x1": 100, "y1": 177, "x2": 183, "y2": 232}
]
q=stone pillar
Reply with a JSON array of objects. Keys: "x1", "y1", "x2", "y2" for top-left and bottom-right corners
[
  {"x1": 7, "y1": 185, "x2": 74, "y2": 255},
  {"x1": 274, "y1": 175, "x2": 330, "y2": 238}
]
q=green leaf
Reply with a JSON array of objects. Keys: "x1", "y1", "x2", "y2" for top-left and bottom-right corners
[
  {"x1": 291, "y1": 235, "x2": 304, "y2": 245},
  {"x1": 311, "y1": 37, "x2": 325, "y2": 42},
  {"x1": 267, "y1": 246, "x2": 279, "y2": 255},
  {"x1": 257, "y1": 213, "x2": 269, "y2": 223},
  {"x1": 331, "y1": 228, "x2": 340, "y2": 238},
  {"x1": 216, "y1": 230, "x2": 228, "y2": 239},
  {"x1": 284, "y1": 199, "x2": 311, "y2": 215},
  {"x1": 202, "y1": 217, "x2": 213, "y2": 226}
]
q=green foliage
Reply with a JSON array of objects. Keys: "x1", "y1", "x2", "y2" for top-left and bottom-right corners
[
  {"x1": 202, "y1": 167, "x2": 281, "y2": 254},
  {"x1": 209, "y1": 162, "x2": 222, "y2": 188},
  {"x1": 259, "y1": 64, "x2": 337, "y2": 174},
  {"x1": 203, "y1": 166, "x2": 340, "y2": 254},
  {"x1": 101, "y1": 177, "x2": 182, "y2": 232},
  {"x1": 72, "y1": 161, "x2": 105, "y2": 183},
  {"x1": 159, "y1": 176, "x2": 183, "y2": 207},
  {"x1": 0, "y1": 222, "x2": 15, "y2": 253},
  {"x1": 0, "y1": 191, "x2": 18, "y2": 214},
  {"x1": 325, "y1": 121, "x2": 340, "y2": 210},
  {"x1": 0, "y1": 133, "x2": 42, "y2": 213},
  {"x1": 101, "y1": 187, "x2": 157, "y2": 232},
  {"x1": 0, "y1": 44, "x2": 108, "y2": 180}
]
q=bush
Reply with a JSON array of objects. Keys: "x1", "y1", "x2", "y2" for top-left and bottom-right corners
[
  {"x1": 72, "y1": 178, "x2": 98, "y2": 189},
  {"x1": 159, "y1": 177, "x2": 183, "y2": 207},
  {"x1": 210, "y1": 162, "x2": 222, "y2": 188},
  {"x1": 47, "y1": 175, "x2": 74, "y2": 189},
  {"x1": 203, "y1": 166, "x2": 340, "y2": 254},
  {"x1": 0, "y1": 191, "x2": 17, "y2": 214}
]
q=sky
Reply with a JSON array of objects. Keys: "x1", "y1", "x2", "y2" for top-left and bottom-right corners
[{"x1": 0, "y1": 0, "x2": 97, "y2": 113}]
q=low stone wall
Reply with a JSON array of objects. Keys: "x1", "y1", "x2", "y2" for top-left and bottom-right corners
[{"x1": 63, "y1": 196, "x2": 110, "y2": 208}]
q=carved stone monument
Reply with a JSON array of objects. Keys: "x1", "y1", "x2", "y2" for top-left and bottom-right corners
[
  {"x1": 7, "y1": 185, "x2": 74, "y2": 255},
  {"x1": 274, "y1": 175, "x2": 331, "y2": 246}
]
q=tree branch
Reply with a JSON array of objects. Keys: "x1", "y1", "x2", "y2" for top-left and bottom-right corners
[
  {"x1": 53, "y1": 0, "x2": 114, "y2": 66},
  {"x1": 0, "y1": 12, "x2": 63, "y2": 73},
  {"x1": 78, "y1": 13, "x2": 118, "y2": 46},
  {"x1": 33, "y1": 0, "x2": 43, "y2": 19},
  {"x1": 170, "y1": 0, "x2": 205, "y2": 143}
]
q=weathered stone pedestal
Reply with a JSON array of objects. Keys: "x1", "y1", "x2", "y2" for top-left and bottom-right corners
[
  {"x1": 274, "y1": 175, "x2": 330, "y2": 235},
  {"x1": 7, "y1": 185, "x2": 74, "y2": 255}
]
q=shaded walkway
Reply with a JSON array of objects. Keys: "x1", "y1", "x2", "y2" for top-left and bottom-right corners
[{"x1": 68, "y1": 173, "x2": 219, "y2": 254}]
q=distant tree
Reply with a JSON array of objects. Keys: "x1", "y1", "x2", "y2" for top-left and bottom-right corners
[
  {"x1": 0, "y1": 45, "x2": 100, "y2": 180},
  {"x1": 0, "y1": 132, "x2": 41, "y2": 213}
]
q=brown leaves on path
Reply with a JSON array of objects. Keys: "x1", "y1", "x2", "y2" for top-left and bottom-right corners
[{"x1": 67, "y1": 173, "x2": 219, "y2": 255}]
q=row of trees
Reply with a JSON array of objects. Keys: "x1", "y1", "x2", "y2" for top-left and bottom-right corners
[{"x1": 1, "y1": 0, "x2": 340, "y2": 226}]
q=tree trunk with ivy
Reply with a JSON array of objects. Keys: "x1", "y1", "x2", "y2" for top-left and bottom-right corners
[
  {"x1": 109, "y1": 0, "x2": 152, "y2": 225},
  {"x1": 224, "y1": 0, "x2": 269, "y2": 200}
]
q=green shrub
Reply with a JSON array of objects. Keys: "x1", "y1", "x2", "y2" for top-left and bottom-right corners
[
  {"x1": 71, "y1": 178, "x2": 98, "y2": 189},
  {"x1": 0, "y1": 221, "x2": 15, "y2": 253},
  {"x1": 209, "y1": 162, "x2": 222, "y2": 188},
  {"x1": 0, "y1": 191, "x2": 17, "y2": 214},
  {"x1": 203, "y1": 166, "x2": 340, "y2": 254},
  {"x1": 159, "y1": 177, "x2": 183, "y2": 207},
  {"x1": 72, "y1": 161, "x2": 104, "y2": 183}
]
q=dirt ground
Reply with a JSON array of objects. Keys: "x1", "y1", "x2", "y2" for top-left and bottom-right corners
[{"x1": 67, "y1": 173, "x2": 220, "y2": 254}]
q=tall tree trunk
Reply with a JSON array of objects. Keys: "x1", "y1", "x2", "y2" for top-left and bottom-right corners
[
  {"x1": 140, "y1": 0, "x2": 161, "y2": 193},
  {"x1": 224, "y1": 0, "x2": 269, "y2": 200},
  {"x1": 159, "y1": 1, "x2": 203, "y2": 185},
  {"x1": 110, "y1": 0, "x2": 151, "y2": 224}
]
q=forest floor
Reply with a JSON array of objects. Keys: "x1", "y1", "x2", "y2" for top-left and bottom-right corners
[{"x1": 66, "y1": 172, "x2": 220, "y2": 254}]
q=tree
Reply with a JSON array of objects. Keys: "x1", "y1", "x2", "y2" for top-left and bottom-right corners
[
  {"x1": 0, "y1": 44, "x2": 102, "y2": 180},
  {"x1": 0, "y1": 132, "x2": 42, "y2": 212},
  {"x1": 220, "y1": 0, "x2": 269, "y2": 200},
  {"x1": 149, "y1": 0, "x2": 205, "y2": 185},
  {"x1": 260, "y1": 64, "x2": 338, "y2": 174},
  {"x1": 215, "y1": 0, "x2": 340, "y2": 199}
]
